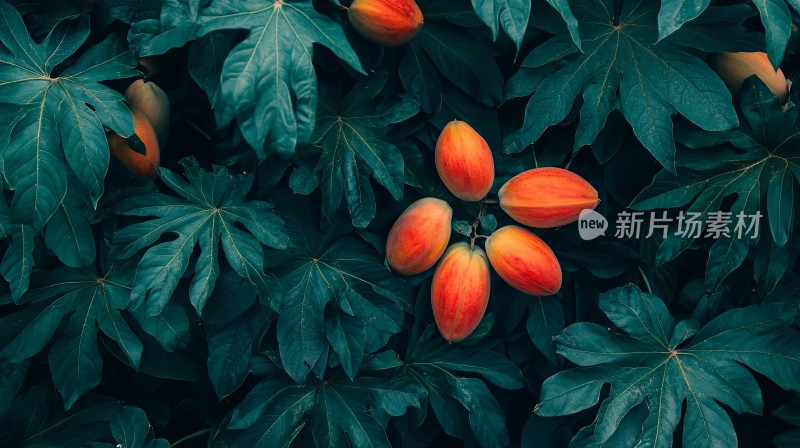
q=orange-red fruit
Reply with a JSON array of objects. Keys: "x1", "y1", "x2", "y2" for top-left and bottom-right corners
[
  {"x1": 709, "y1": 52, "x2": 788, "y2": 99},
  {"x1": 485, "y1": 226, "x2": 562, "y2": 296},
  {"x1": 348, "y1": 0, "x2": 423, "y2": 46},
  {"x1": 435, "y1": 120, "x2": 495, "y2": 202},
  {"x1": 107, "y1": 109, "x2": 160, "y2": 178},
  {"x1": 386, "y1": 198, "x2": 452, "y2": 275},
  {"x1": 431, "y1": 242, "x2": 491, "y2": 342},
  {"x1": 499, "y1": 167, "x2": 599, "y2": 228},
  {"x1": 125, "y1": 79, "x2": 170, "y2": 148}
]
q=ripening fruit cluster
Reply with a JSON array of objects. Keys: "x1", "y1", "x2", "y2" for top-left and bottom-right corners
[
  {"x1": 106, "y1": 72, "x2": 170, "y2": 179},
  {"x1": 386, "y1": 120, "x2": 599, "y2": 342}
]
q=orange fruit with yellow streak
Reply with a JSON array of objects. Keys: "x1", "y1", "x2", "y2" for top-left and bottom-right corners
[
  {"x1": 499, "y1": 167, "x2": 598, "y2": 228},
  {"x1": 431, "y1": 242, "x2": 491, "y2": 342},
  {"x1": 486, "y1": 225, "x2": 562, "y2": 296},
  {"x1": 435, "y1": 120, "x2": 495, "y2": 202},
  {"x1": 386, "y1": 198, "x2": 452, "y2": 275},
  {"x1": 348, "y1": 0, "x2": 424, "y2": 46}
]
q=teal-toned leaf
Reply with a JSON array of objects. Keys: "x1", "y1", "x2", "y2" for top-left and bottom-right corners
[
  {"x1": 208, "y1": 304, "x2": 271, "y2": 398},
  {"x1": 633, "y1": 77, "x2": 800, "y2": 291},
  {"x1": 190, "y1": 0, "x2": 365, "y2": 158},
  {"x1": 774, "y1": 397, "x2": 800, "y2": 447},
  {"x1": 0, "y1": 197, "x2": 35, "y2": 300},
  {"x1": 412, "y1": 23, "x2": 504, "y2": 106},
  {"x1": 326, "y1": 308, "x2": 366, "y2": 381},
  {"x1": 537, "y1": 284, "x2": 800, "y2": 448},
  {"x1": 507, "y1": 0, "x2": 740, "y2": 170},
  {"x1": 471, "y1": 0, "x2": 532, "y2": 50},
  {"x1": 225, "y1": 375, "x2": 424, "y2": 448},
  {"x1": 269, "y1": 195, "x2": 410, "y2": 382},
  {"x1": 0, "y1": 255, "x2": 142, "y2": 408},
  {"x1": 294, "y1": 74, "x2": 415, "y2": 228},
  {"x1": 657, "y1": 0, "x2": 709, "y2": 40},
  {"x1": 768, "y1": 160, "x2": 793, "y2": 247},
  {"x1": 0, "y1": 360, "x2": 28, "y2": 414},
  {"x1": 0, "y1": 5, "x2": 137, "y2": 226},
  {"x1": 110, "y1": 406, "x2": 169, "y2": 448},
  {"x1": 44, "y1": 182, "x2": 96, "y2": 269},
  {"x1": 526, "y1": 295, "x2": 566, "y2": 364},
  {"x1": 0, "y1": 385, "x2": 120, "y2": 445},
  {"x1": 399, "y1": 40, "x2": 442, "y2": 113},
  {"x1": 111, "y1": 158, "x2": 288, "y2": 316},
  {"x1": 753, "y1": 0, "x2": 792, "y2": 68},
  {"x1": 405, "y1": 323, "x2": 523, "y2": 447}
]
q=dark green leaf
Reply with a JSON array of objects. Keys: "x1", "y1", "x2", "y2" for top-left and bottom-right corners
[
  {"x1": 0, "y1": 5, "x2": 137, "y2": 227},
  {"x1": 538, "y1": 284, "x2": 800, "y2": 448},
  {"x1": 507, "y1": 0, "x2": 740, "y2": 170},
  {"x1": 111, "y1": 158, "x2": 288, "y2": 316}
]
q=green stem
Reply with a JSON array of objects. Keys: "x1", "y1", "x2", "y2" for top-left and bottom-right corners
[
  {"x1": 469, "y1": 202, "x2": 486, "y2": 249},
  {"x1": 170, "y1": 428, "x2": 211, "y2": 448},
  {"x1": 637, "y1": 266, "x2": 652, "y2": 293}
]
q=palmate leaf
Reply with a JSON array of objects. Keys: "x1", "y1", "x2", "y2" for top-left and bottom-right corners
[
  {"x1": 266, "y1": 195, "x2": 412, "y2": 382},
  {"x1": 537, "y1": 284, "x2": 800, "y2": 448},
  {"x1": 111, "y1": 158, "x2": 289, "y2": 316},
  {"x1": 404, "y1": 324, "x2": 525, "y2": 448},
  {"x1": 160, "y1": 0, "x2": 365, "y2": 158},
  {"x1": 506, "y1": 0, "x2": 752, "y2": 171},
  {"x1": 290, "y1": 73, "x2": 418, "y2": 228},
  {"x1": 0, "y1": 254, "x2": 143, "y2": 408},
  {"x1": 0, "y1": 3, "x2": 138, "y2": 228},
  {"x1": 222, "y1": 366, "x2": 426, "y2": 448},
  {"x1": 632, "y1": 78, "x2": 800, "y2": 292}
]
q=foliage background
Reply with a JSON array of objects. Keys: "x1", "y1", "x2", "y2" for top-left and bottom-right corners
[{"x1": 0, "y1": 0, "x2": 800, "y2": 447}]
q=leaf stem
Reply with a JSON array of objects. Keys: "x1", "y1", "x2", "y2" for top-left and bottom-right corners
[
  {"x1": 637, "y1": 266, "x2": 652, "y2": 293},
  {"x1": 469, "y1": 202, "x2": 486, "y2": 249},
  {"x1": 170, "y1": 428, "x2": 211, "y2": 448}
]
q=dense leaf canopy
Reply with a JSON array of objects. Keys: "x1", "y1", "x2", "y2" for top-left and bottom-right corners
[{"x1": 1, "y1": 0, "x2": 799, "y2": 446}]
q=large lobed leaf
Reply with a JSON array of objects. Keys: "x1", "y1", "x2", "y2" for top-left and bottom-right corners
[
  {"x1": 223, "y1": 368, "x2": 426, "y2": 448},
  {"x1": 633, "y1": 78, "x2": 800, "y2": 293},
  {"x1": 137, "y1": 0, "x2": 366, "y2": 158},
  {"x1": 266, "y1": 195, "x2": 412, "y2": 382},
  {"x1": 111, "y1": 158, "x2": 289, "y2": 316},
  {"x1": 537, "y1": 284, "x2": 800, "y2": 448},
  {"x1": 0, "y1": 3, "x2": 137, "y2": 228},
  {"x1": 404, "y1": 323, "x2": 526, "y2": 448},
  {"x1": 0, "y1": 255, "x2": 143, "y2": 408},
  {"x1": 291, "y1": 74, "x2": 418, "y2": 228},
  {"x1": 506, "y1": 0, "x2": 758, "y2": 171}
]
